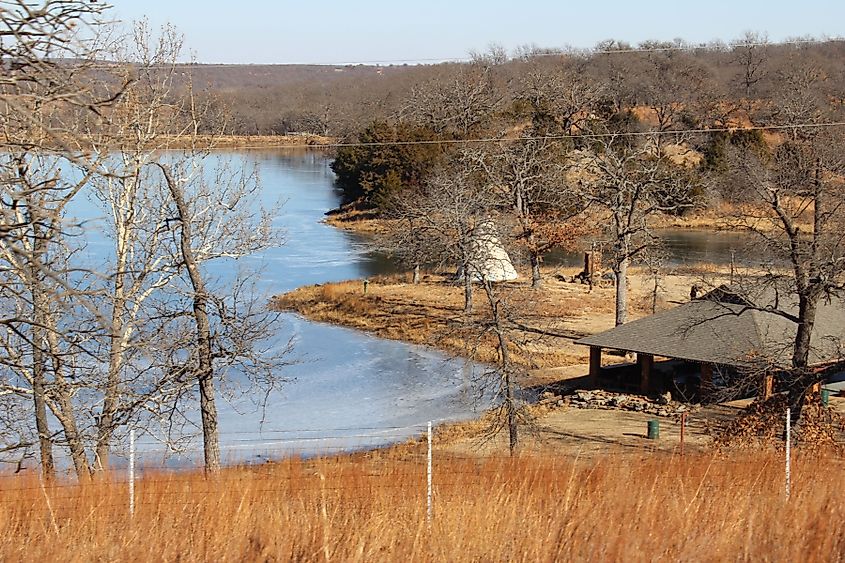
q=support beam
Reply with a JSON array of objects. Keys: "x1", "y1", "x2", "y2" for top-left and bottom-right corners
[
  {"x1": 761, "y1": 374, "x2": 774, "y2": 401},
  {"x1": 589, "y1": 347, "x2": 602, "y2": 388},
  {"x1": 638, "y1": 353, "x2": 654, "y2": 394},
  {"x1": 700, "y1": 363, "x2": 713, "y2": 400}
]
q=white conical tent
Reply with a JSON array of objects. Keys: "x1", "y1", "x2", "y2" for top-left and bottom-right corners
[{"x1": 461, "y1": 220, "x2": 518, "y2": 282}]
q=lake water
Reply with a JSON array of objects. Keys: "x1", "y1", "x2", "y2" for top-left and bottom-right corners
[
  {"x1": 71, "y1": 150, "x2": 487, "y2": 466},
  {"x1": 72, "y1": 149, "x2": 755, "y2": 466},
  {"x1": 202, "y1": 150, "x2": 488, "y2": 464}
]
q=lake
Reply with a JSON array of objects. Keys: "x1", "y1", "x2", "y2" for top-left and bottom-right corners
[
  {"x1": 74, "y1": 149, "x2": 756, "y2": 465},
  {"x1": 121, "y1": 150, "x2": 489, "y2": 465}
]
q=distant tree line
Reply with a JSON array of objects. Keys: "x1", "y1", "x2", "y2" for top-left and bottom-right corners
[{"x1": 185, "y1": 37, "x2": 845, "y2": 141}]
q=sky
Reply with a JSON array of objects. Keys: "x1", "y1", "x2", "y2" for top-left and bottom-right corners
[{"x1": 108, "y1": 0, "x2": 845, "y2": 65}]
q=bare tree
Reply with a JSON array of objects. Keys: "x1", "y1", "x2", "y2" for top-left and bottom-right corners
[
  {"x1": 730, "y1": 31, "x2": 770, "y2": 117},
  {"x1": 723, "y1": 62, "x2": 845, "y2": 414},
  {"x1": 154, "y1": 155, "x2": 281, "y2": 472},
  {"x1": 0, "y1": 0, "x2": 117, "y2": 479},
  {"x1": 466, "y1": 136, "x2": 585, "y2": 287},
  {"x1": 80, "y1": 21, "x2": 190, "y2": 471},
  {"x1": 515, "y1": 61, "x2": 604, "y2": 136},
  {"x1": 577, "y1": 127, "x2": 696, "y2": 326},
  {"x1": 396, "y1": 62, "x2": 504, "y2": 138},
  {"x1": 384, "y1": 161, "x2": 528, "y2": 453}
]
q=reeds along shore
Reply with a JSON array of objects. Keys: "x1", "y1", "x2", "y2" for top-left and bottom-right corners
[{"x1": 1, "y1": 451, "x2": 843, "y2": 561}]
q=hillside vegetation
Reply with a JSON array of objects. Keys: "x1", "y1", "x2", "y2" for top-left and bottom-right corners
[{"x1": 191, "y1": 38, "x2": 845, "y2": 139}]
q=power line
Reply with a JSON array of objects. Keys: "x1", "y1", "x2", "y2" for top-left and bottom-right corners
[{"x1": 166, "y1": 121, "x2": 845, "y2": 152}]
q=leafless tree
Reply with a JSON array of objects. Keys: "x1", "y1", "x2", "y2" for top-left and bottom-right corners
[
  {"x1": 384, "y1": 160, "x2": 529, "y2": 453},
  {"x1": 577, "y1": 126, "x2": 696, "y2": 326},
  {"x1": 515, "y1": 61, "x2": 604, "y2": 136},
  {"x1": 465, "y1": 136, "x2": 585, "y2": 287},
  {"x1": 730, "y1": 31, "x2": 770, "y2": 117},
  {"x1": 396, "y1": 62, "x2": 505, "y2": 138},
  {"x1": 0, "y1": 0, "x2": 120, "y2": 479},
  {"x1": 722, "y1": 61, "x2": 845, "y2": 414}
]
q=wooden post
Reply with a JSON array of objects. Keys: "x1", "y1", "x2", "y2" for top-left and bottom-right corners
[
  {"x1": 584, "y1": 251, "x2": 602, "y2": 290},
  {"x1": 700, "y1": 363, "x2": 713, "y2": 400},
  {"x1": 638, "y1": 354, "x2": 654, "y2": 394},
  {"x1": 589, "y1": 347, "x2": 602, "y2": 388},
  {"x1": 761, "y1": 374, "x2": 774, "y2": 401}
]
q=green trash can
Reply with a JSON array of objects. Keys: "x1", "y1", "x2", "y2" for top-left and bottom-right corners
[
  {"x1": 822, "y1": 389, "x2": 831, "y2": 407},
  {"x1": 647, "y1": 419, "x2": 660, "y2": 440}
]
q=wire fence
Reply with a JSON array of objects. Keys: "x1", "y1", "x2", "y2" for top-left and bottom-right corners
[{"x1": 0, "y1": 408, "x2": 839, "y2": 523}]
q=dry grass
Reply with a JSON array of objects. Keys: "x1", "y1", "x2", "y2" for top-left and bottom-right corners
[
  {"x1": 162, "y1": 134, "x2": 334, "y2": 149},
  {"x1": 273, "y1": 270, "x2": 723, "y2": 382},
  {"x1": 3, "y1": 450, "x2": 845, "y2": 561}
]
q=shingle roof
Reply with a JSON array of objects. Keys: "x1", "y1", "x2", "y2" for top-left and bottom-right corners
[{"x1": 576, "y1": 285, "x2": 845, "y2": 368}]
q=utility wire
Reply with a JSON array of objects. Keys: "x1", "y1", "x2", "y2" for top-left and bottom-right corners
[{"x1": 159, "y1": 120, "x2": 845, "y2": 152}]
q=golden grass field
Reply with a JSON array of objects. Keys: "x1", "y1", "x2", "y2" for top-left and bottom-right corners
[{"x1": 2, "y1": 449, "x2": 843, "y2": 561}]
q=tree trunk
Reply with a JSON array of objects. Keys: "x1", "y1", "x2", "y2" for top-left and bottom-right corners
[
  {"x1": 43, "y1": 311, "x2": 91, "y2": 480},
  {"x1": 31, "y1": 325, "x2": 54, "y2": 480},
  {"x1": 96, "y1": 278, "x2": 126, "y2": 471},
  {"x1": 412, "y1": 263, "x2": 420, "y2": 285},
  {"x1": 53, "y1": 393, "x2": 92, "y2": 480},
  {"x1": 29, "y1": 231, "x2": 54, "y2": 480},
  {"x1": 462, "y1": 264, "x2": 473, "y2": 317},
  {"x1": 484, "y1": 281, "x2": 518, "y2": 455},
  {"x1": 787, "y1": 294, "x2": 819, "y2": 420},
  {"x1": 199, "y1": 372, "x2": 220, "y2": 471},
  {"x1": 159, "y1": 164, "x2": 221, "y2": 472},
  {"x1": 614, "y1": 256, "x2": 629, "y2": 326},
  {"x1": 530, "y1": 251, "x2": 542, "y2": 289},
  {"x1": 792, "y1": 294, "x2": 817, "y2": 370}
]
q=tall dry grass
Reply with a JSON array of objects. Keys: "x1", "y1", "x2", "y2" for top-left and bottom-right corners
[{"x1": 1, "y1": 451, "x2": 844, "y2": 561}]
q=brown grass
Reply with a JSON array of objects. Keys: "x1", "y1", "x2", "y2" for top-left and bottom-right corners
[
  {"x1": 163, "y1": 134, "x2": 335, "y2": 149},
  {"x1": 3, "y1": 450, "x2": 844, "y2": 561},
  {"x1": 273, "y1": 270, "x2": 725, "y2": 383}
]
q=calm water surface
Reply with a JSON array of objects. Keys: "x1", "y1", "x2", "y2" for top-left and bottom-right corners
[
  {"x1": 75, "y1": 150, "x2": 753, "y2": 465},
  {"x1": 75, "y1": 150, "x2": 485, "y2": 465}
]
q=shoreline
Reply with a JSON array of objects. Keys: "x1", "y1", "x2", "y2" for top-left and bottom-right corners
[
  {"x1": 269, "y1": 270, "x2": 756, "y2": 458},
  {"x1": 272, "y1": 269, "x2": 727, "y2": 386},
  {"x1": 322, "y1": 201, "x2": 812, "y2": 236}
]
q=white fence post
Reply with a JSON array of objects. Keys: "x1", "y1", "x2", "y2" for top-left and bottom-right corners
[
  {"x1": 129, "y1": 428, "x2": 135, "y2": 517},
  {"x1": 427, "y1": 421, "x2": 432, "y2": 523},
  {"x1": 785, "y1": 407, "x2": 791, "y2": 499}
]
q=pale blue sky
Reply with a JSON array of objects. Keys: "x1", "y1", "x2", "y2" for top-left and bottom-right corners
[{"x1": 109, "y1": 1, "x2": 845, "y2": 64}]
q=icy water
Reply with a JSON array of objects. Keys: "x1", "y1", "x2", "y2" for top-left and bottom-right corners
[
  {"x1": 71, "y1": 150, "x2": 486, "y2": 466},
  {"x1": 171, "y1": 150, "x2": 489, "y2": 463},
  {"x1": 73, "y1": 149, "x2": 754, "y2": 466}
]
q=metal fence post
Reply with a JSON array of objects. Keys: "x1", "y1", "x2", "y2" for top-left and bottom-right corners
[
  {"x1": 129, "y1": 428, "x2": 135, "y2": 517},
  {"x1": 427, "y1": 421, "x2": 432, "y2": 523}
]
